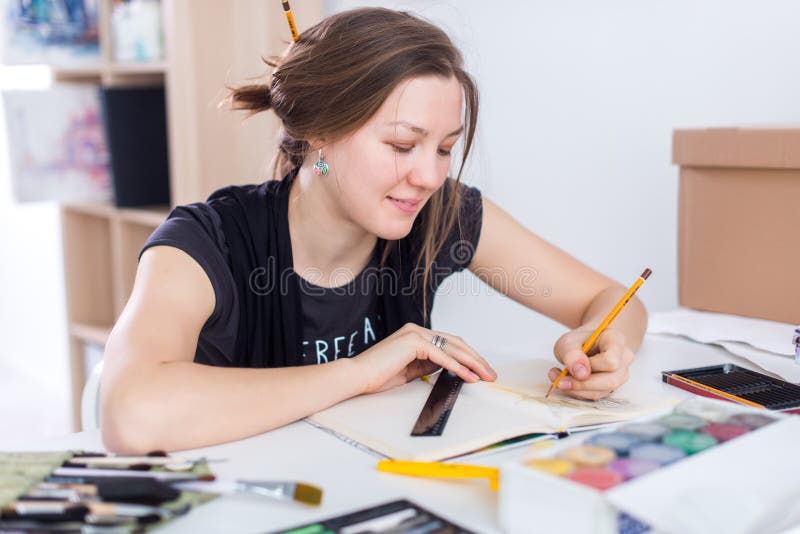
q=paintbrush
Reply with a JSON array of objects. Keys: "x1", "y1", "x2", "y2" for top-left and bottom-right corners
[
  {"x1": 5, "y1": 500, "x2": 187, "y2": 525},
  {"x1": 51, "y1": 466, "x2": 215, "y2": 481},
  {"x1": 88, "y1": 501, "x2": 189, "y2": 521},
  {"x1": 67, "y1": 454, "x2": 223, "y2": 468},
  {"x1": 1, "y1": 501, "x2": 90, "y2": 523},
  {"x1": 174, "y1": 479, "x2": 322, "y2": 506},
  {"x1": 34, "y1": 477, "x2": 181, "y2": 507}
]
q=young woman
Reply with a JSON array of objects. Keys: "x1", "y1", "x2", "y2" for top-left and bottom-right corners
[{"x1": 101, "y1": 7, "x2": 647, "y2": 453}]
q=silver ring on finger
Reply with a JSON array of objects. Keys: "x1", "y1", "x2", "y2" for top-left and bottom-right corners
[{"x1": 431, "y1": 334, "x2": 448, "y2": 352}]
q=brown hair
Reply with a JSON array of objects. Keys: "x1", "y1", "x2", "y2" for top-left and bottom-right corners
[{"x1": 228, "y1": 7, "x2": 479, "y2": 323}]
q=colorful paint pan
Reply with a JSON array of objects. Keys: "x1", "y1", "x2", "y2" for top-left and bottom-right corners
[
  {"x1": 608, "y1": 458, "x2": 660, "y2": 481},
  {"x1": 662, "y1": 431, "x2": 717, "y2": 454},
  {"x1": 726, "y1": 413, "x2": 775, "y2": 430},
  {"x1": 629, "y1": 443, "x2": 686, "y2": 465},
  {"x1": 525, "y1": 458, "x2": 575, "y2": 477},
  {"x1": 561, "y1": 446, "x2": 617, "y2": 468},
  {"x1": 700, "y1": 422, "x2": 749, "y2": 442},
  {"x1": 619, "y1": 422, "x2": 670, "y2": 442},
  {"x1": 585, "y1": 432, "x2": 641, "y2": 456},
  {"x1": 568, "y1": 468, "x2": 623, "y2": 491},
  {"x1": 659, "y1": 413, "x2": 705, "y2": 431}
]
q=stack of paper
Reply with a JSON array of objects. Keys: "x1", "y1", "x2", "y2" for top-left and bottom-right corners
[{"x1": 648, "y1": 308, "x2": 800, "y2": 382}]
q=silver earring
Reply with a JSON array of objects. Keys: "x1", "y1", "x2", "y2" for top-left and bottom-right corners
[{"x1": 313, "y1": 149, "x2": 329, "y2": 176}]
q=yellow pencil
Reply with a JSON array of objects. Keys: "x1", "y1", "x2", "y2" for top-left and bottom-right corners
[
  {"x1": 546, "y1": 268, "x2": 652, "y2": 398},
  {"x1": 281, "y1": 0, "x2": 300, "y2": 42},
  {"x1": 666, "y1": 374, "x2": 765, "y2": 409}
]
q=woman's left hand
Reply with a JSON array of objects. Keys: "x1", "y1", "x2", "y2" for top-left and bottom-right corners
[{"x1": 547, "y1": 328, "x2": 635, "y2": 400}]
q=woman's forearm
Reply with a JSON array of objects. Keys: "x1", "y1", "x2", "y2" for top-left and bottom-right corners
[
  {"x1": 580, "y1": 285, "x2": 648, "y2": 351},
  {"x1": 101, "y1": 357, "x2": 363, "y2": 453}
]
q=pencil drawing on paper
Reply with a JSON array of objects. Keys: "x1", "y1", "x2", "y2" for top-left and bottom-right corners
[{"x1": 482, "y1": 382, "x2": 633, "y2": 411}]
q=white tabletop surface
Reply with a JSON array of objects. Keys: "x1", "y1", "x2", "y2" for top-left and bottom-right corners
[{"x1": 7, "y1": 334, "x2": 799, "y2": 533}]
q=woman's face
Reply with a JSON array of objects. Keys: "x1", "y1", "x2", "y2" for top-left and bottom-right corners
[{"x1": 320, "y1": 74, "x2": 464, "y2": 240}]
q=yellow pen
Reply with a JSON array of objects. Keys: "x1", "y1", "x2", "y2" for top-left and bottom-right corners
[
  {"x1": 546, "y1": 268, "x2": 652, "y2": 398},
  {"x1": 281, "y1": 0, "x2": 300, "y2": 42},
  {"x1": 377, "y1": 460, "x2": 499, "y2": 491},
  {"x1": 666, "y1": 374, "x2": 765, "y2": 409}
]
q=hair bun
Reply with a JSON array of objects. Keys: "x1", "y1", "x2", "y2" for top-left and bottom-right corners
[{"x1": 227, "y1": 83, "x2": 272, "y2": 115}]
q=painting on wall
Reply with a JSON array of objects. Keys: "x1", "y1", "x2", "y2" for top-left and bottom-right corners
[
  {"x1": 3, "y1": 0, "x2": 101, "y2": 65},
  {"x1": 3, "y1": 84, "x2": 112, "y2": 203}
]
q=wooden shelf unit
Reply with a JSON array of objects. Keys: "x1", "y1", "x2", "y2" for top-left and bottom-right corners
[
  {"x1": 60, "y1": 0, "x2": 324, "y2": 430},
  {"x1": 52, "y1": 62, "x2": 167, "y2": 86},
  {"x1": 70, "y1": 323, "x2": 114, "y2": 346}
]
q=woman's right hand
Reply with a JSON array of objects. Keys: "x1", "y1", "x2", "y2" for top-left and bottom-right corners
[{"x1": 352, "y1": 323, "x2": 497, "y2": 394}]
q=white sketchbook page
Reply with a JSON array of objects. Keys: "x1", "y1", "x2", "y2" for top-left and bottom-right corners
[
  {"x1": 309, "y1": 359, "x2": 676, "y2": 461},
  {"x1": 468, "y1": 359, "x2": 678, "y2": 429},
  {"x1": 648, "y1": 308, "x2": 796, "y2": 356},
  {"x1": 308, "y1": 375, "x2": 557, "y2": 462}
]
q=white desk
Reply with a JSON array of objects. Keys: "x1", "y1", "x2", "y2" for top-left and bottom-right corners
[{"x1": 10, "y1": 335, "x2": 796, "y2": 533}]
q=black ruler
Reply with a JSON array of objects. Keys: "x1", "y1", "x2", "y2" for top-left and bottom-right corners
[{"x1": 411, "y1": 371, "x2": 464, "y2": 436}]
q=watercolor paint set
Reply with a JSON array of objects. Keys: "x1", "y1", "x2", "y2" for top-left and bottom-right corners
[{"x1": 499, "y1": 397, "x2": 800, "y2": 534}]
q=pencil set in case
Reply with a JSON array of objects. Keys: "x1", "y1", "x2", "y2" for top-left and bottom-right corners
[
  {"x1": 662, "y1": 363, "x2": 800, "y2": 414},
  {"x1": 0, "y1": 450, "x2": 217, "y2": 531}
]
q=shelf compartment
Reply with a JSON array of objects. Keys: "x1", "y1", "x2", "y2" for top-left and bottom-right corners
[
  {"x1": 61, "y1": 207, "x2": 116, "y2": 328},
  {"x1": 70, "y1": 322, "x2": 113, "y2": 346},
  {"x1": 60, "y1": 202, "x2": 116, "y2": 219},
  {"x1": 113, "y1": 219, "x2": 162, "y2": 316},
  {"x1": 118, "y1": 206, "x2": 170, "y2": 227},
  {"x1": 108, "y1": 61, "x2": 168, "y2": 74}
]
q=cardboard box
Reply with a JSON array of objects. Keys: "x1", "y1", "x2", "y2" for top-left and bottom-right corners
[{"x1": 672, "y1": 128, "x2": 800, "y2": 324}]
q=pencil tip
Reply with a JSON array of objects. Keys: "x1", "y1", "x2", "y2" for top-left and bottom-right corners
[{"x1": 545, "y1": 385, "x2": 554, "y2": 398}]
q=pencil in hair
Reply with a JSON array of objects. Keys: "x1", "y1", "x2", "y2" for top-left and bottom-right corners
[{"x1": 282, "y1": 0, "x2": 300, "y2": 42}]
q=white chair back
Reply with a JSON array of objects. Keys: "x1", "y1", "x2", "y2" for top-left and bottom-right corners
[{"x1": 80, "y1": 360, "x2": 104, "y2": 431}]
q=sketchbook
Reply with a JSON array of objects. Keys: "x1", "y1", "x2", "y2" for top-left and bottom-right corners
[{"x1": 308, "y1": 359, "x2": 678, "y2": 462}]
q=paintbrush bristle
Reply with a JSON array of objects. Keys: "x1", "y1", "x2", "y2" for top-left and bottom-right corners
[{"x1": 293, "y1": 483, "x2": 322, "y2": 506}]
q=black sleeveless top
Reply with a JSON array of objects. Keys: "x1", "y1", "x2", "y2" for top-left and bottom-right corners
[{"x1": 140, "y1": 168, "x2": 483, "y2": 368}]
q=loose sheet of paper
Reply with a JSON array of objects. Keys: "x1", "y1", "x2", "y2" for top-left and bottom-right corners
[
  {"x1": 714, "y1": 341, "x2": 800, "y2": 383},
  {"x1": 648, "y1": 308, "x2": 796, "y2": 356},
  {"x1": 648, "y1": 308, "x2": 800, "y2": 382}
]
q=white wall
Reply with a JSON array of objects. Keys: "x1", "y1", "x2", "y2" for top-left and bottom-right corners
[
  {"x1": 0, "y1": 65, "x2": 72, "y2": 446},
  {"x1": 327, "y1": 0, "x2": 800, "y2": 355}
]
